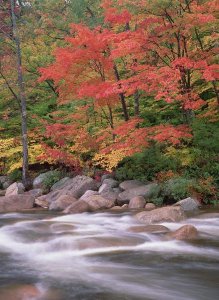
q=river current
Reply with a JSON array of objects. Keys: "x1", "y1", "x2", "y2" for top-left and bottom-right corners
[{"x1": 0, "y1": 209, "x2": 218, "y2": 300}]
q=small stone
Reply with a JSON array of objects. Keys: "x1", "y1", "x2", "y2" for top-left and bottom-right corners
[{"x1": 129, "y1": 196, "x2": 146, "y2": 209}]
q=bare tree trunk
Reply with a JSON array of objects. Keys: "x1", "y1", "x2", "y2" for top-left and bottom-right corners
[
  {"x1": 113, "y1": 64, "x2": 129, "y2": 121},
  {"x1": 10, "y1": 0, "x2": 29, "y2": 187},
  {"x1": 134, "y1": 90, "x2": 140, "y2": 116}
]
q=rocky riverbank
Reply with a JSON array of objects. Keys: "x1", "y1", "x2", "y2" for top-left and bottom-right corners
[{"x1": 0, "y1": 172, "x2": 205, "y2": 240}]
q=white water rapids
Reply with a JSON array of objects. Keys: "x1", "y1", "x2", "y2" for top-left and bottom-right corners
[{"x1": 0, "y1": 209, "x2": 218, "y2": 300}]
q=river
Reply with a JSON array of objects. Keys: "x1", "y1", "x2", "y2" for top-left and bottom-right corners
[{"x1": 0, "y1": 209, "x2": 219, "y2": 300}]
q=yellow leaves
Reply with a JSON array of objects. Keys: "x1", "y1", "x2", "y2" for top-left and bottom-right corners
[
  {"x1": 0, "y1": 138, "x2": 46, "y2": 173},
  {"x1": 93, "y1": 149, "x2": 127, "y2": 171},
  {"x1": 165, "y1": 146, "x2": 194, "y2": 166}
]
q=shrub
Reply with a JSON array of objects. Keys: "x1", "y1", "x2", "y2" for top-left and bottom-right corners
[
  {"x1": 8, "y1": 169, "x2": 22, "y2": 182},
  {"x1": 115, "y1": 145, "x2": 180, "y2": 182},
  {"x1": 159, "y1": 177, "x2": 196, "y2": 204},
  {"x1": 43, "y1": 170, "x2": 63, "y2": 191}
]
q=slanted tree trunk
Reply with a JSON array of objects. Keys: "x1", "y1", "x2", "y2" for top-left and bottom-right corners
[
  {"x1": 10, "y1": 0, "x2": 29, "y2": 187},
  {"x1": 134, "y1": 90, "x2": 140, "y2": 116},
  {"x1": 113, "y1": 64, "x2": 129, "y2": 121}
]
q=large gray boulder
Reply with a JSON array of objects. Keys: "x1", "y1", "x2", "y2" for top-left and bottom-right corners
[
  {"x1": 173, "y1": 197, "x2": 200, "y2": 212},
  {"x1": 101, "y1": 173, "x2": 114, "y2": 183},
  {"x1": 49, "y1": 195, "x2": 77, "y2": 211},
  {"x1": 118, "y1": 183, "x2": 157, "y2": 204},
  {"x1": 99, "y1": 184, "x2": 119, "y2": 202},
  {"x1": 83, "y1": 194, "x2": 115, "y2": 211},
  {"x1": 102, "y1": 178, "x2": 119, "y2": 188},
  {"x1": 33, "y1": 171, "x2": 58, "y2": 189},
  {"x1": 45, "y1": 175, "x2": 98, "y2": 203},
  {"x1": 0, "y1": 194, "x2": 35, "y2": 212},
  {"x1": 128, "y1": 196, "x2": 146, "y2": 209},
  {"x1": 50, "y1": 177, "x2": 70, "y2": 191},
  {"x1": 5, "y1": 182, "x2": 25, "y2": 196},
  {"x1": 136, "y1": 206, "x2": 185, "y2": 224},
  {"x1": 119, "y1": 180, "x2": 145, "y2": 190},
  {"x1": 80, "y1": 190, "x2": 99, "y2": 201},
  {"x1": 64, "y1": 200, "x2": 90, "y2": 214}
]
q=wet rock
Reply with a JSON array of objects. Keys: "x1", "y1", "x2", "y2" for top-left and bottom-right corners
[
  {"x1": 0, "y1": 194, "x2": 35, "y2": 212},
  {"x1": 118, "y1": 183, "x2": 157, "y2": 204},
  {"x1": 167, "y1": 224, "x2": 198, "y2": 240},
  {"x1": 128, "y1": 225, "x2": 170, "y2": 234},
  {"x1": 49, "y1": 195, "x2": 77, "y2": 211},
  {"x1": 0, "y1": 284, "x2": 41, "y2": 300},
  {"x1": 64, "y1": 199, "x2": 90, "y2": 214},
  {"x1": 111, "y1": 206, "x2": 122, "y2": 210},
  {"x1": 145, "y1": 203, "x2": 156, "y2": 211},
  {"x1": 35, "y1": 195, "x2": 49, "y2": 208},
  {"x1": 0, "y1": 284, "x2": 60, "y2": 300},
  {"x1": 50, "y1": 177, "x2": 70, "y2": 191},
  {"x1": 173, "y1": 197, "x2": 201, "y2": 212},
  {"x1": 136, "y1": 206, "x2": 185, "y2": 224},
  {"x1": 102, "y1": 178, "x2": 119, "y2": 188},
  {"x1": 119, "y1": 180, "x2": 145, "y2": 190},
  {"x1": 129, "y1": 196, "x2": 146, "y2": 209},
  {"x1": 83, "y1": 194, "x2": 115, "y2": 211},
  {"x1": 5, "y1": 182, "x2": 25, "y2": 196}
]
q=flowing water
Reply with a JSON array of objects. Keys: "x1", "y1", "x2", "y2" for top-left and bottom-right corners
[{"x1": 0, "y1": 209, "x2": 219, "y2": 300}]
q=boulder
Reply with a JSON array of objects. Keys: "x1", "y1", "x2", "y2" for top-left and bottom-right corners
[
  {"x1": 145, "y1": 203, "x2": 156, "y2": 211},
  {"x1": 0, "y1": 194, "x2": 35, "y2": 212},
  {"x1": 49, "y1": 195, "x2": 77, "y2": 211},
  {"x1": 25, "y1": 188, "x2": 43, "y2": 198},
  {"x1": 50, "y1": 177, "x2": 70, "y2": 191},
  {"x1": 80, "y1": 190, "x2": 99, "y2": 201},
  {"x1": 136, "y1": 206, "x2": 185, "y2": 224},
  {"x1": 64, "y1": 200, "x2": 90, "y2": 214},
  {"x1": 33, "y1": 170, "x2": 58, "y2": 189},
  {"x1": 5, "y1": 182, "x2": 25, "y2": 196},
  {"x1": 99, "y1": 185, "x2": 119, "y2": 202},
  {"x1": 34, "y1": 195, "x2": 49, "y2": 208},
  {"x1": 102, "y1": 178, "x2": 119, "y2": 188},
  {"x1": 129, "y1": 196, "x2": 146, "y2": 209},
  {"x1": 128, "y1": 225, "x2": 170, "y2": 234},
  {"x1": 111, "y1": 206, "x2": 122, "y2": 210},
  {"x1": 173, "y1": 197, "x2": 200, "y2": 212},
  {"x1": 83, "y1": 194, "x2": 115, "y2": 211},
  {"x1": 119, "y1": 180, "x2": 145, "y2": 190},
  {"x1": 101, "y1": 173, "x2": 114, "y2": 183},
  {"x1": 167, "y1": 224, "x2": 198, "y2": 240},
  {"x1": 45, "y1": 175, "x2": 98, "y2": 203},
  {"x1": 118, "y1": 183, "x2": 157, "y2": 204}
]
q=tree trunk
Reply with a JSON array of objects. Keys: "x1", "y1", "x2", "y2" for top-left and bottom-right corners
[
  {"x1": 134, "y1": 90, "x2": 140, "y2": 116},
  {"x1": 113, "y1": 64, "x2": 129, "y2": 121},
  {"x1": 10, "y1": 0, "x2": 29, "y2": 187}
]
